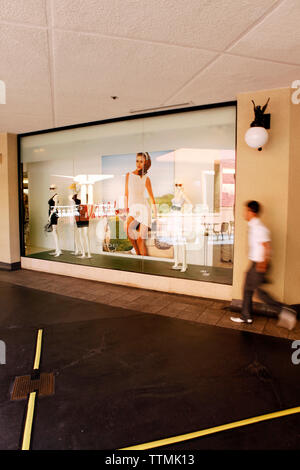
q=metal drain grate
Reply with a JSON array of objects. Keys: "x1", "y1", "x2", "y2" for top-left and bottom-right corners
[{"x1": 11, "y1": 373, "x2": 55, "y2": 401}]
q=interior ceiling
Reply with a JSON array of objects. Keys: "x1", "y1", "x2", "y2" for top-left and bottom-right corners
[{"x1": 1, "y1": 0, "x2": 300, "y2": 134}]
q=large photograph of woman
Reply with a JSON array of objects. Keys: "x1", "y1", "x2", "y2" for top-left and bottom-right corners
[
  {"x1": 124, "y1": 152, "x2": 157, "y2": 256},
  {"x1": 101, "y1": 150, "x2": 175, "y2": 257}
]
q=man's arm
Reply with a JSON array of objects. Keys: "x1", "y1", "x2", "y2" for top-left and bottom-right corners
[{"x1": 256, "y1": 241, "x2": 271, "y2": 272}]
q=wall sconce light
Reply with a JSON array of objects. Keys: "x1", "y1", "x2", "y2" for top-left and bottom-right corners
[{"x1": 245, "y1": 98, "x2": 270, "y2": 151}]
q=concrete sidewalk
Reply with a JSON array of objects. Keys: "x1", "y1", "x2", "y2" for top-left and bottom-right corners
[{"x1": 0, "y1": 268, "x2": 298, "y2": 340}]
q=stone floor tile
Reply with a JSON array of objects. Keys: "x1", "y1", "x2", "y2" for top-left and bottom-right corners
[
  {"x1": 125, "y1": 296, "x2": 172, "y2": 314},
  {"x1": 210, "y1": 301, "x2": 231, "y2": 310},
  {"x1": 197, "y1": 308, "x2": 227, "y2": 326},
  {"x1": 175, "y1": 310, "x2": 202, "y2": 323},
  {"x1": 177, "y1": 303, "x2": 210, "y2": 317},
  {"x1": 287, "y1": 320, "x2": 300, "y2": 340},
  {"x1": 263, "y1": 318, "x2": 290, "y2": 339},
  {"x1": 287, "y1": 331, "x2": 300, "y2": 341},
  {"x1": 156, "y1": 301, "x2": 190, "y2": 318},
  {"x1": 216, "y1": 312, "x2": 268, "y2": 334}
]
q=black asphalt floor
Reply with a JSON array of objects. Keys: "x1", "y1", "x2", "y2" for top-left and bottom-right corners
[{"x1": 0, "y1": 280, "x2": 299, "y2": 450}]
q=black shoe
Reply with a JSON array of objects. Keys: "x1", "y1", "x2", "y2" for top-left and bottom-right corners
[{"x1": 230, "y1": 315, "x2": 253, "y2": 324}]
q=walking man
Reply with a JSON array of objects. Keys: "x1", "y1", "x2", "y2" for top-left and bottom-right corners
[{"x1": 230, "y1": 200, "x2": 297, "y2": 329}]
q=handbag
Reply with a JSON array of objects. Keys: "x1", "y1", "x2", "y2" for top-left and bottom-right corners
[
  {"x1": 154, "y1": 238, "x2": 172, "y2": 250},
  {"x1": 44, "y1": 222, "x2": 53, "y2": 233},
  {"x1": 151, "y1": 219, "x2": 172, "y2": 250}
]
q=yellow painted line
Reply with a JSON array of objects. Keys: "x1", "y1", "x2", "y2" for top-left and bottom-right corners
[
  {"x1": 33, "y1": 329, "x2": 43, "y2": 370},
  {"x1": 21, "y1": 329, "x2": 43, "y2": 450},
  {"x1": 119, "y1": 406, "x2": 300, "y2": 450},
  {"x1": 21, "y1": 392, "x2": 37, "y2": 450}
]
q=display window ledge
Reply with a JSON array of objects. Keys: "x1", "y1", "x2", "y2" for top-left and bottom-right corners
[{"x1": 21, "y1": 257, "x2": 232, "y2": 301}]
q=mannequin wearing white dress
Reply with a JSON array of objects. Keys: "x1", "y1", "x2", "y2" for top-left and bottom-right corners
[{"x1": 171, "y1": 184, "x2": 192, "y2": 273}]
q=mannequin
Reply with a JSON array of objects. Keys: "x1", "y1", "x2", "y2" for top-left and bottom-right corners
[
  {"x1": 48, "y1": 184, "x2": 62, "y2": 257},
  {"x1": 72, "y1": 194, "x2": 91, "y2": 258},
  {"x1": 68, "y1": 189, "x2": 81, "y2": 255},
  {"x1": 170, "y1": 182, "x2": 192, "y2": 273}
]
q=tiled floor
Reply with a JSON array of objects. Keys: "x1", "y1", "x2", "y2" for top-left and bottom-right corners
[{"x1": 0, "y1": 268, "x2": 298, "y2": 340}]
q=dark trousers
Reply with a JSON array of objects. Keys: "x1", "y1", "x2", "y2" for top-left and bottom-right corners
[{"x1": 241, "y1": 262, "x2": 284, "y2": 320}]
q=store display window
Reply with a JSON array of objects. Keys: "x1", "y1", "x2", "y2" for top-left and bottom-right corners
[{"x1": 20, "y1": 104, "x2": 236, "y2": 284}]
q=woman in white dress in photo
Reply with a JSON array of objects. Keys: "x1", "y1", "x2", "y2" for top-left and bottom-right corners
[{"x1": 124, "y1": 152, "x2": 157, "y2": 256}]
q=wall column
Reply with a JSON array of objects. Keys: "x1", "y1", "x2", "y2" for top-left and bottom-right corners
[
  {"x1": 0, "y1": 133, "x2": 20, "y2": 270},
  {"x1": 233, "y1": 87, "x2": 300, "y2": 307}
]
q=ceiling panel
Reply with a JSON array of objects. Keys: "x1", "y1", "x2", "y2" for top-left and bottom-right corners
[
  {"x1": 0, "y1": 112, "x2": 52, "y2": 134},
  {"x1": 229, "y1": 0, "x2": 300, "y2": 65},
  {"x1": 163, "y1": 54, "x2": 300, "y2": 106},
  {"x1": 0, "y1": 0, "x2": 47, "y2": 27},
  {"x1": 0, "y1": 24, "x2": 52, "y2": 118},
  {"x1": 55, "y1": 106, "x2": 134, "y2": 128},
  {"x1": 0, "y1": 0, "x2": 299, "y2": 134},
  {"x1": 52, "y1": 30, "x2": 217, "y2": 119},
  {"x1": 52, "y1": 0, "x2": 278, "y2": 51}
]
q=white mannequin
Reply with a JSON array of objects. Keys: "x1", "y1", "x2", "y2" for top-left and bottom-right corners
[
  {"x1": 48, "y1": 185, "x2": 62, "y2": 257},
  {"x1": 72, "y1": 194, "x2": 92, "y2": 258},
  {"x1": 68, "y1": 194, "x2": 80, "y2": 255},
  {"x1": 171, "y1": 183, "x2": 192, "y2": 273}
]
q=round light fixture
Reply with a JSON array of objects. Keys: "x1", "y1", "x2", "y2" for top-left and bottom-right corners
[{"x1": 245, "y1": 126, "x2": 269, "y2": 151}]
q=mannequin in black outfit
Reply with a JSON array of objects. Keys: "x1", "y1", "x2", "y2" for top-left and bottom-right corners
[{"x1": 48, "y1": 185, "x2": 61, "y2": 256}]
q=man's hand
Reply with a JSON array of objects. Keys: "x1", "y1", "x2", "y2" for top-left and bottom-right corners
[
  {"x1": 256, "y1": 241, "x2": 271, "y2": 273},
  {"x1": 256, "y1": 260, "x2": 268, "y2": 273}
]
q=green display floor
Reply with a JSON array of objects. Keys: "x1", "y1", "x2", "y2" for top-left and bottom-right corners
[{"x1": 27, "y1": 250, "x2": 233, "y2": 285}]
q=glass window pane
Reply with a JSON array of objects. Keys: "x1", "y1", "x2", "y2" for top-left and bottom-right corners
[{"x1": 21, "y1": 105, "x2": 236, "y2": 285}]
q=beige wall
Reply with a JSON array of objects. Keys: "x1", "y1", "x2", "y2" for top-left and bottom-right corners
[
  {"x1": 285, "y1": 91, "x2": 300, "y2": 303},
  {"x1": 0, "y1": 133, "x2": 20, "y2": 265},
  {"x1": 233, "y1": 87, "x2": 300, "y2": 305}
]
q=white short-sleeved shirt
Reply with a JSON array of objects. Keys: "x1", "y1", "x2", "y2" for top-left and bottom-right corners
[{"x1": 248, "y1": 217, "x2": 271, "y2": 262}]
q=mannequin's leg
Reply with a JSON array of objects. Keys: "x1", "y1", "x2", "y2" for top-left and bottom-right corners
[
  {"x1": 49, "y1": 224, "x2": 57, "y2": 255},
  {"x1": 172, "y1": 214, "x2": 181, "y2": 269},
  {"x1": 83, "y1": 226, "x2": 91, "y2": 258},
  {"x1": 72, "y1": 225, "x2": 80, "y2": 255},
  {"x1": 52, "y1": 226, "x2": 61, "y2": 256},
  {"x1": 180, "y1": 244, "x2": 187, "y2": 272},
  {"x1": 77, "y1": 228, "x2": 85, "y2": 257},
  {"x1": 172, "y1": 243, "x2": 181, "y2": 269}
]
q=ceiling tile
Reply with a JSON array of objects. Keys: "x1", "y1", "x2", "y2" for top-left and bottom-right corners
[
  {"x1": 55, "y1": 106, "x2": 133, "y2": 128},
  {"x1": 0, "y1": 24, "x2": 52, "y2": 115},
  {"x1": 52, "y1": 30, "x2": 217, "y2": 119},
  {"x1": 229, "y1": 0, "x2": 300, "y2": 65},
  {"x1": 52, "y1": 0, "x2": 278, "y2": 51},
  {"x1": 164, "y1": 54, "x2": 300, "y2": 106},
  {"x1": 0, "y1": 112, "x2": 53, "y2": 134},
  {"x1": 0, "y1": 0, "x2": 47, "y2": 27}
]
